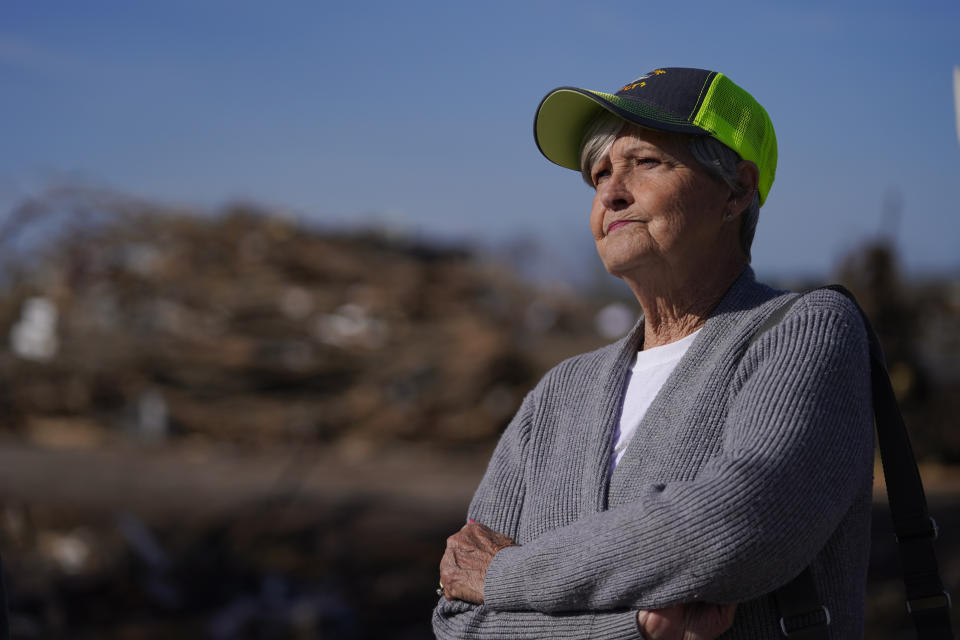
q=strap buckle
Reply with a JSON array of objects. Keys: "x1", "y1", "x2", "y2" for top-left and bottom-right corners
[
  {"x1": 779, "y1": 605, "x2": 831, "y2": 637},
  {"x1": 895, "y1": 516, "x2": 939, "y2": 543},
  {"x1": 906, "y1": 590, "x2": 952, "y2": 614}
]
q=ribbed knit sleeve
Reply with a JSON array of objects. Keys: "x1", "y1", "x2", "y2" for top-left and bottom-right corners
[
  {"x1": 481, "y1": 292, "x2": 874, "y2": 615},
  {"x1": 466, "y1": 390, "x2": 534, "y2": 538},
  {"x1": 432, "y1": 600, "x2": 643, "y2": 640},
  {"x1": 432, "y1": 391, "x2": 644, "y2": 639}
]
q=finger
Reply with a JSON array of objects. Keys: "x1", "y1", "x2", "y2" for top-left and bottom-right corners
[
  {"x1": 441, "y1": 578, "x2": 467, "y2": 603},
  {"x1": 447, "y1": 531, "x2": 464, "y2": 548},
  {"x1": 636, "y1": 610, "x2": 652, "y2": 639},
  {"x1": 439, "y1": 547, "x2": 456, "y2": 572},
  {"x1": 439, "y1": 553, "x2": 460, "y2": 588},
  {"x1": 637, "y1": 606, "x2": 676, "y2": 639},
  {"x1": 439, "y1": 572, "x2": 460, "y2": 601}
]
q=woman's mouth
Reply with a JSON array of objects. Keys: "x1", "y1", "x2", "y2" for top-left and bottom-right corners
[{"x1": 606, "y1": 220, "x2": 635, "y2": 234}]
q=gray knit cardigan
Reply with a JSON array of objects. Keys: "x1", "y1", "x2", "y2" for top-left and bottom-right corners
[{"x1": 433, "y1": 268, "x2": 874, "y2": 639}]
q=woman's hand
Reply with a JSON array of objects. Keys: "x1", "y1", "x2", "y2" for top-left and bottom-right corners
[
  {"x1": 439, "y1": 521, "x2": 517, "y2": 603},
  {"x1": 439, "y1": 520, "x2": 736, "y2": 640},
  {"x1": 637, "y1": 603, "x2": 737, "y2": 640}
]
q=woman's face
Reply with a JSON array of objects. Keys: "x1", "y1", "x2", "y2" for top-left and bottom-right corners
[{"x1": 588, "y1": 128, "x2": 734, "y2": 280}]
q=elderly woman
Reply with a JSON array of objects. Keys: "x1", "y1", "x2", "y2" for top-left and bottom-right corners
[{"x1": 433, "y1": 67, "x2": 873, "y2": 639}]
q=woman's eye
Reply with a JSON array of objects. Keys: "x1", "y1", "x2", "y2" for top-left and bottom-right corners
[
  {"x1": 593, "y1": 169, "x2": 610, "y2": 186},
  {"x1": 636, "y1": 157, "x2": 660, "y2": 167}
]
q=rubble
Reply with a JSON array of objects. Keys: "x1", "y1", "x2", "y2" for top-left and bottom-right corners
[
  {"x1": 0, "y1": 189, "x2": 628, "y2": 638},
  {"x1": 0, "y1": 190, "x2": 611, "y2": 452}
]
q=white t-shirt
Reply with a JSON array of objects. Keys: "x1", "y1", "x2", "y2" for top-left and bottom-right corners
[{"x1": 610, "y1": 329, "x2": 701, "y2": 471}]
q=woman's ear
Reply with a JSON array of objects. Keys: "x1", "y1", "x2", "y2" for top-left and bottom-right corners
[{"x1": 725, "y1": 160, "x2": 759, "y2": 219}]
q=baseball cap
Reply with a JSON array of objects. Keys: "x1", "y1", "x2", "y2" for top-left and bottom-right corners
[{"x1": 533, "y1": 67, "x2": 778, "y2": 205}]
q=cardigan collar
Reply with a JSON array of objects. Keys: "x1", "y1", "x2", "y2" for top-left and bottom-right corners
[{"x1": 599, "y1": 266, "x2": 785, "y2": 503}]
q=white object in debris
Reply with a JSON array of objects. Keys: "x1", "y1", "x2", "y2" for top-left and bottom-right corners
[
  {"x1": 39, "y1": 530, "x2": 93, "y2": 575},
  {"x1": 10, "y1": 296, "x2": 59, "y2": 361},
  {"x1": 136, "y1": 388, "x2": 169, "y2": 443},
  {"x1": 314, "y1": 303, "x2": 388, "y2": 349}
]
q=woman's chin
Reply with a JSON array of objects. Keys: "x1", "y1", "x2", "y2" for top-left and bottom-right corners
[{"x1": 599, "y1": 253, "x2": 656, "y2": 280}]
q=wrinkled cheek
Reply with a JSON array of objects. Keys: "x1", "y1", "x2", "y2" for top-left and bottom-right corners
[
  {"x1": 589, "y1": 216, "x2": 603, "y2": 242},
  {"x1": 588, "y1": 198, "x2": 605, "y2": 240}
]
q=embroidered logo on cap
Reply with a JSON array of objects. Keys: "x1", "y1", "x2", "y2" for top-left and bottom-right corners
[{"x1": 619, "y1": 69, "x2": 667, "y2": 93}]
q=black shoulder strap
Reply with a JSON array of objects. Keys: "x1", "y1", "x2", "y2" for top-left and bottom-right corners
[{"x1": 765, "y1": 285, "x2": 953, "y2": 639}]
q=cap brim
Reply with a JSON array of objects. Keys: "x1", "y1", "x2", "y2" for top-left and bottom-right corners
[{"x1": 534, "y1": 88, "x2": 708, "y2": 171}]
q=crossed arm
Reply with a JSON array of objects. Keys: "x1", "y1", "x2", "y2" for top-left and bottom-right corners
[
  {"x1": 434, "y1": 400, "x2": 738, "y2": 640},
  {"x1": 439, "y1": 520, "x2": 736, "y2": 639},
  {"x1": 433, "y1": 300, "x2": 873, "y2": 638}
]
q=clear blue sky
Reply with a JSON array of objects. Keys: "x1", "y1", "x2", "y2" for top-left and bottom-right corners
[{"x1": 2, "y1": 0, "x2": 958, "y2": 283}]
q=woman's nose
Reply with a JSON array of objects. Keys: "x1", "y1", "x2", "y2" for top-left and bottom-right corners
[{"x1": 599, "y1": 173, "x2": 634, "y2": 211}]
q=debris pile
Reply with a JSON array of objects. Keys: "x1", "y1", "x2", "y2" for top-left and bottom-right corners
[
  {"x1": 0, "y1": 191, "x2": 614, "y2": 453},
  {"x1": 0, "y1": 189, "x2": 622, "y2": 637}
]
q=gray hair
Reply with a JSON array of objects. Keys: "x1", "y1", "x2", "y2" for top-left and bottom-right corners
[{"x1": 579, "y1": 112, "x2": 760, "y2": 261}]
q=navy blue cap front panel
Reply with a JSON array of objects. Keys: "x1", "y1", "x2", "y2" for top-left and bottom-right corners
[{"x1": 614, "y1": 68, "x2": 716, "y2": 124}]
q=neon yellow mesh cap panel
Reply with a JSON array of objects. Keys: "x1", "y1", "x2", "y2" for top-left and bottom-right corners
[{"x1": 691, "y1": 73, "x2": 778, "y2": 205}]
